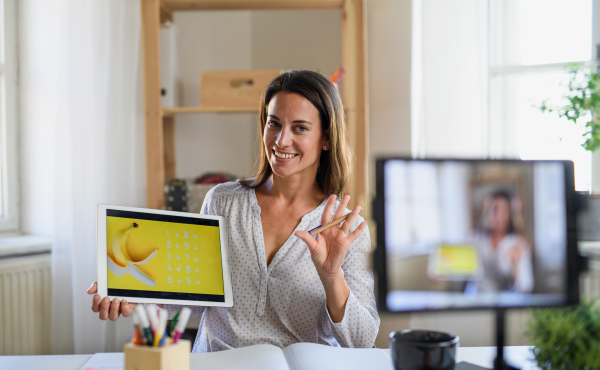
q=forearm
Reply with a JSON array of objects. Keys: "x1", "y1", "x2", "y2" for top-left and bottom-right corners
[{"x1": 319, "y1": 269, "x2": 350, "y2": 323}]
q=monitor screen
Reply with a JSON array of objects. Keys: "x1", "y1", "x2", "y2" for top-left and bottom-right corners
[{"x1": 373, "y1": 159, "x2": 579, "y2": 312}]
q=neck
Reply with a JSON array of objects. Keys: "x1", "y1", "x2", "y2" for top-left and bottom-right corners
[{"x1": 261, "y1": 173, "x2": 325, "y2": 207}]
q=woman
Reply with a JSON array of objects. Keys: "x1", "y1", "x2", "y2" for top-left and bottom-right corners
[
  {"x1": 469, "y1": 191, "x2": 534, "y2": 293},
  {"x1": 88, "y1": 70, "x2": 380, "y2": 351}
]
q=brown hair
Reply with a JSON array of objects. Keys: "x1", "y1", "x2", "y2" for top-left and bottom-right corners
[{"x1": 239, "y1": 69, "x2": 353, "y2": 197}]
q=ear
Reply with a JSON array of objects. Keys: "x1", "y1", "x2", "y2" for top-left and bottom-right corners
[{"x1": 322, "y1": 136, "x2": 331, "y2": 151}]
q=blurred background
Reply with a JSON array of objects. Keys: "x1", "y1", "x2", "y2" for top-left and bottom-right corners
[{"x1": 1, "y1": 0, "x2": 600, "y2": 355}]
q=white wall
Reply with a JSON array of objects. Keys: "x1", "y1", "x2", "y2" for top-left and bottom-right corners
[
  {"x1": 173, "y1": 11, "x2": 257, "y2": 180},
  {"x1": 366, "y1": 0, "x2": 413, "y2": 348}
]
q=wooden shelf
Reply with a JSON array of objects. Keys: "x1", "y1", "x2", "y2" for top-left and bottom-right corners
[
  {"x1": 162, "y1": 106, "x2": 259, "y2": 116},
  {"x1": 162, "y1": 0, "x2": 344, "y2": 11},
  {"x1": 143, "y1": 0, "x2": 367, "y2": 211}
]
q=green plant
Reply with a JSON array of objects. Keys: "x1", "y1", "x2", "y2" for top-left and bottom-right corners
[
  {"x1": 527, "y1": 298, "x2": 600, "y2": 370},
  {"x1": 540, "y1": 64, "x2": 600, "y2": 152}
]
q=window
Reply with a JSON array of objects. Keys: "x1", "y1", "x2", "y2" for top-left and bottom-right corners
[
  {"x1": 0, "y1": 0, "x2": 19, "y2": 232},
  {"x1": 489, "y1": 0, "x2": 595, "y2": 191}
]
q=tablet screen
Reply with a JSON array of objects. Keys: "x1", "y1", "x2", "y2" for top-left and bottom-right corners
[{"x1": 105, "y1": 209, "x2": 225, "y2": 302}]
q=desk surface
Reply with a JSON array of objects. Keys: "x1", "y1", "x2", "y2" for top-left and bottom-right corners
[{"x1": 0, "y1": 346, "x2": 536, "y2": 370}]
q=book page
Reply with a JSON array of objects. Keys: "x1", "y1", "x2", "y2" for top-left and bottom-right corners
[
  {"x1": 190, "y1": 344, "x2": 290, "y2": 370},
  {"x1": 283, "y1": 343, "x2": 394, "y2": 370}
]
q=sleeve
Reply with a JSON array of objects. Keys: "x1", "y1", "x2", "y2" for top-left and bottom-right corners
[
  {"x1": 164, "y1": 185, "x2": 223, "y2": 320},
  {"x1": 200, "y1": 185, "x2": 222, "y2": 216},
  {"x1": 514, "y1": 238, "x2": 534, "y2": 293},
  {"x1": 325, "y1": 219, "x2": 380, "y2": 348}
]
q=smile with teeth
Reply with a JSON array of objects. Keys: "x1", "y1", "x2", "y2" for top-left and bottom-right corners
[{"x1": 273, "y1": 150, "x2": 299, "y2": 159}]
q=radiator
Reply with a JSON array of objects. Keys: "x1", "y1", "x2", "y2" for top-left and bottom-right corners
[{"x1": 0, "y1": 253, "x2": 51, "y2": 355}]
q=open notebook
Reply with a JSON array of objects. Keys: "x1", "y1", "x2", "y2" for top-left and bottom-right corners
[{"x1": 80, "y1": 342, "x2": 393, "y2": 370}]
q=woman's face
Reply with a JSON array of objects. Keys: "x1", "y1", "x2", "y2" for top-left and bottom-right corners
[
  {"x1": 489, "y1": 197, "x2": 511, "y2": 234},
  {"x1": 263, "y1": 91, "x2": 329, "y2": 180}
]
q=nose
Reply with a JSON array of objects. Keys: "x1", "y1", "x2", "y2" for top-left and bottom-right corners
[{"x1": 276, "y1": 126, "x2": 292, "y2": 147}]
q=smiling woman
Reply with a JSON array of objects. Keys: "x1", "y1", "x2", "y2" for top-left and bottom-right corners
[
  {"x1": 88, "y1": 70, "x2": 379, "y2": 352},
  {"x1": 240, "y1": 70, "x2": 353, "y2": 198}
]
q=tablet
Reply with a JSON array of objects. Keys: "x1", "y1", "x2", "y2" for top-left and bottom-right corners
[{"x1": 96, "y1": 204, "x2": 233, "y2": 307}]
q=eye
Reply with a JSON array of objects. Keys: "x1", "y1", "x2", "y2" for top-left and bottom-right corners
[
  {"x1": 296, "y1": 125, "x2": 308, "y2": 132},
  {"x1": 267, "y1": 120, "x2": 280, "y2": 128}
]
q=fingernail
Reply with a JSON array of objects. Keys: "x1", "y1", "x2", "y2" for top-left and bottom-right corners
[
  {"x1": 102, "y1": 297, "x2": 109, "y2": 304},
  {"x1": 113, "y1": 298, "x2": 120, "y2": 304},
  {"x1": 93, "y1": 295, "x2": 100, "y2": 303},
  {"x1": 122, "y1": 300, "x2": 128, "y2": 306}
]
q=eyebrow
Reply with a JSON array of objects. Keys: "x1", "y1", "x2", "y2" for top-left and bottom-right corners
[{"x1": 268, "y1": 114, "x2": 314, "y2": 126}]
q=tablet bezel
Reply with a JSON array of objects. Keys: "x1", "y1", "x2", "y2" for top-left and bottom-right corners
[{"x1": 96, "y1": 204, "x2": 233, "y2": 307}]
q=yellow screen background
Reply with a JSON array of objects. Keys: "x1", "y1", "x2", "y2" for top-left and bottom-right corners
[{"x1": 106, "y1": 216, "x2": 224, "y2": 295}]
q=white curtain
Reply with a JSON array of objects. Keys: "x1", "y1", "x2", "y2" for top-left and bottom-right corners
[
  {"x1": 412, "y1": 0, "x2": 489, "y2": 158},
  {"x1": 48, "y1": 0, "x2": 146, "y2": 354}
]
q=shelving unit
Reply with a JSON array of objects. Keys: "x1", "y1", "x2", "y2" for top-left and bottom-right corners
[{"x1": 141, "y1": 0, "x2": 368, "y2": 210}]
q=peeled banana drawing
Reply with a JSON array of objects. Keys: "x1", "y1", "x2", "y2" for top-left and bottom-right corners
[{"x1": 107, "y1": 222, "x2": 158, "y2": 287}]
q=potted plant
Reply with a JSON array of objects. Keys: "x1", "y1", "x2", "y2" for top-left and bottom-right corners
[
  {"x1": 540, "y1": 64, "x2": 600, "y2": 152},
  {"x1": 527, "y1": 298, "x2": 600, "y2": 370}
]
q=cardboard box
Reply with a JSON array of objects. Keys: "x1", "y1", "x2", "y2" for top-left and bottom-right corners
[
  {"x1": 124, "y1": 340, "x2": 191, "y2": 370},
  {"x1": 200, "y1": 70, "x2": 282, "y2": 109}
]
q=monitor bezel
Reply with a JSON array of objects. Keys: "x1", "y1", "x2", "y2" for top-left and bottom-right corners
[{"x1": 373, "y1": 158, "x2": 580, "y2": 313}]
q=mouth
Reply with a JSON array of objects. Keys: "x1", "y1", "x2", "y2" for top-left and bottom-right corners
[{"x1": 272, "y1": 149, "x2": 299, "y2": 160}]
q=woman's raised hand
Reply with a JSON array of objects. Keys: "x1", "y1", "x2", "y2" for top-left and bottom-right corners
[
  {"x1": 87, "y1": 281, "x2": 136, "y2": 321},
  {"x1": 295, "y1": 194, "x2": 367, "y2": 277}
]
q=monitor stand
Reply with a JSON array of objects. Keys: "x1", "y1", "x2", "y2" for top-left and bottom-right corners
[{"x1": 494, "y1": 308, "x2": 520, "y2": 370}]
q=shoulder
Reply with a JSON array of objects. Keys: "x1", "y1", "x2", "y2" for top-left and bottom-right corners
[{"x1": 206, "y1": 181, "x2": 252, "y2": 199}]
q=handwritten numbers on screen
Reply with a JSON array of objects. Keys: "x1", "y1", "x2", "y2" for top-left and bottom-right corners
[{"x1": 164, "y1": 229, "x2": 201, "y2": 286}]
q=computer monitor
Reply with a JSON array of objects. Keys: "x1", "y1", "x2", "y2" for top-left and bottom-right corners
[{"x1": 373, "y1": 159, "x2": 580, "y2": 313}]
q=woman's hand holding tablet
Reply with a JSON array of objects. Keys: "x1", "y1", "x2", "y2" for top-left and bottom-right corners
[{"x1": 87, "y1": 281, "x2": 137, "y2": 320}]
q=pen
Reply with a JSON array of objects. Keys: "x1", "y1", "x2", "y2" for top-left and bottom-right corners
[
  {"x1": 308, "y1": 213, "x2": 351, "y2": 236},
  {"x1": 134, "y1": 305, "x2": 154, "y2": 345},
  {"x1": 172, "y1": 307, "x2": 192, "y2": 344}
]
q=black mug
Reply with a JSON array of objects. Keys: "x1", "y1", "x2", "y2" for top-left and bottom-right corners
[{"x1": 390, "y1": 330, "x2": 459, "y2": 370}]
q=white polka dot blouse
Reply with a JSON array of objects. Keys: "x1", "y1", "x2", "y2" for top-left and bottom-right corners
[{"x1": 165, "y1": 181, "x2": 380, "y2": 352}]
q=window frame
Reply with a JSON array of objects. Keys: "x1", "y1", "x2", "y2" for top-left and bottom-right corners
[
  {"x1": 0, "y1": 0, "x2": 20, "y2": 233},
  {"x1": 488, "y1": 0, "x2": 600, "y2": 192}
]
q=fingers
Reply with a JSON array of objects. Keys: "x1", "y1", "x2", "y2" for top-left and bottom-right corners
[
  {"x1": 346, "y1": 221, "x2": 367, "y2": 244},
  {"x1": 98, "y1": 297, "x2": 111, "y2": 320},
  {"x1": 87, "y1": 281, "x2": 97, "y2": 294},
  {"x1": 295, "y1": 230, "x2": 318, "y2": 253},
  {"x1": 108, "y1": 298, "x2": 121, "y2": 321},
  {"x1": 91, "y1": 294, "x2": 102, "y2": 313},
  {"x1": 333, "y1": 195, "x2": 351, "y2": 220},
  {"x1": 341, "y1": 205, "x2": 362, "y2": 234},
  {"x1": 121, "y1": 301, "x2": 137, "y2": 317},
  {"x1": 322, "y1": 195, "x2": 336, "y2": 225}
]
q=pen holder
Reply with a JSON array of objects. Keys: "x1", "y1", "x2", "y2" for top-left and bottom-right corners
[{"x1": 124, "y1": 340, "x2": 191, "y2": 370}]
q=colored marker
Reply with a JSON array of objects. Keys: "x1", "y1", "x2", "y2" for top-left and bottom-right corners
[
  {"x1": 153, "y1": 308, "x2": 168, "y2": 347},
  {"x1": 134, "y1": 305, "x2": 153, "y2": 345},
  {"x1": 169, "y1": 311, "x2": 180, "y2": 336},
  {"x1": 172, "y1": 307, "x2": 191, "y2": 344}
]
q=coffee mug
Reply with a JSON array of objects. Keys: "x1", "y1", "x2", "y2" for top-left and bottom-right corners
[{"x1": 390, "y1": 330, "x2": 459, "y2": 370}]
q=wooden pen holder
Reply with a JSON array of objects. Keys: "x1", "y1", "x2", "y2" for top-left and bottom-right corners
[{"x1": 124, "y1": 340, "x2": 191, "y2": 370}]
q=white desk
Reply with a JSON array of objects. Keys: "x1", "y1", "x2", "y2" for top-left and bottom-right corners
[{"x1": 0, "y1": 346, "x2": 536, "y2": 370}]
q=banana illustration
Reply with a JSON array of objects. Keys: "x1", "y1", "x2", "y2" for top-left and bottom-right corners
[{"x1": 107, "y1": 222, "x2": 159, "y2": 287}]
